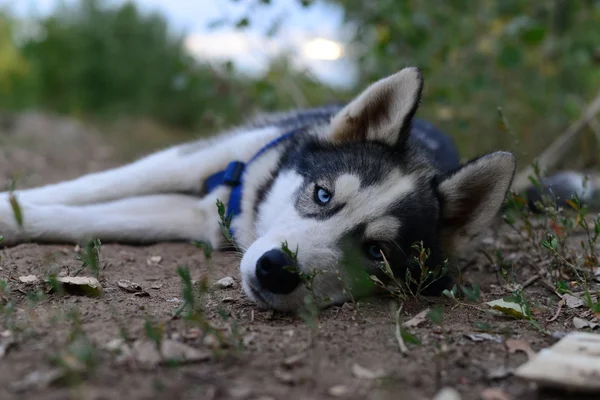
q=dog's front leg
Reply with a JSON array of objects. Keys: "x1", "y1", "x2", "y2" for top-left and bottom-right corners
[
  {"x1": 0, "y1": 187, "x2": 231, "y2": 247},
  {"x1": 1, "y1": 126, "x2": 280, "y2": 207}
]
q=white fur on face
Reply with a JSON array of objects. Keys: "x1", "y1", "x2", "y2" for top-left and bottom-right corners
[{"x1": 239, "y1": 169, "x2": 416, "y2": 311}]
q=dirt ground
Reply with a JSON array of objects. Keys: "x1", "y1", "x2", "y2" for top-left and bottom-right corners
[{"x1": 0, "y1": 113, "x2": 598, "y2": 400}]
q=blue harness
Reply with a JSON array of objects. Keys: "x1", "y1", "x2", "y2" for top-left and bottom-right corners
[{"x1": 203, "y1": 128, "x2": 301, "y2": 238}]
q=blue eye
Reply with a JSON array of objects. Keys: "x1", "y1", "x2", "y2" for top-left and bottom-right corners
[
  {"x1": 315, "y1": 186, "x2": 332, "y2": 205},
  {"x1": 365, "y1": 243, "x2": 384, "y2": 261}
]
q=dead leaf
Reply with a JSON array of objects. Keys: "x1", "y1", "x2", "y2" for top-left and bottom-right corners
[
  {"x1": 117, "y1": 279, "x2": 142, "y2": 293},
  {"x1": 573, "y1": 317, "x2": 600, "y2": 330},
  {"x1": 563, "y1": 294, "x2": 584, "y2": 309},
  {"x1": 481, "y1": 388, "x2": 511, "y2": 400},
  {"x1": 514, "y1": 331, "x2": 600, "y2": 391},
  {"x1": 10, "y1": 369, "x2": 65, "y2": 392},
  {"x1": 54, "y1": 276, "x2": 102, "y2": 297},
  {"x1": 132, "y1": 339, "x2": 210, "y2": 368},
  {"x1": 351, "y1": 363, "x2": 385, "y2": 380},
  {"x1": 18, "y1": 275, "x2": 39, "y2": 285},
  {"x1": 222, "y1": 297, "x2": 235, "y2": 303},
  {"x1": 213, "y1": 276, "x2": 235, "y2": 289},
  {"x1": 402, "y1": 308, "x2": 430, "y2": 328},
  {"x1": 465, "y1": 333, "x2": 502, "y2": 343},
  {"x1": 486, "y1": 299, "x2": 527, "y2": 319},
  {"x1": 505, "y1": 339, "x2": 536, "y2": 360}
]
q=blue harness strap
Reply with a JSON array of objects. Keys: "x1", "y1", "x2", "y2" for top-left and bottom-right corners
[{"x1": 203, "y1": 128, "x2": 301, "y2": 239}]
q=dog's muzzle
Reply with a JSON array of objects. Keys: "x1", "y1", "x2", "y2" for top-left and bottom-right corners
[{"x1": 255, "y1": 249, "x2": 300, "y2": 294}]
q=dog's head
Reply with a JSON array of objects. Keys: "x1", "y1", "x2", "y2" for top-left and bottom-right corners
[{"x1": 239, "y1": 67, "x2": 516, "y2": 311}]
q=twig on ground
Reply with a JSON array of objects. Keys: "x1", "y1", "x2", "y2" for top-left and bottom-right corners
[
  {"x1": 522, "y1": 274, "x2": 540, "y2": 289},
  {"x1": 394, "y1": 304, "x2": 409, "y2": 354},
  {"x1": 546, "y1": 298, "x2": 565, "y2": 322},
  {"x1": 512, "y1": 90, "x2": 600, "y2": 192}
]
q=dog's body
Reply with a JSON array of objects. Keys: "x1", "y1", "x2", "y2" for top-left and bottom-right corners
[{"x1": 1, "y1": 68, "x2": 520, "y2": 311}]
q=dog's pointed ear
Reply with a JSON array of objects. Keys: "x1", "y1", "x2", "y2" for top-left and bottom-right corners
[
  {"x1": 438, "y1": 151, "x2": 516, "y2": 254},
  {"x1": 327, "y1": 67, "x2": 423, "y2": 146}
]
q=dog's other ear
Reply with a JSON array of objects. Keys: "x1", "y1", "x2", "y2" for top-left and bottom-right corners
[
  {"x1": 438, "y1": 151, "x2": 516, "y2": 255},
  {"x1": 327, "y1": 67, "x2": 423, "y2": 146}
]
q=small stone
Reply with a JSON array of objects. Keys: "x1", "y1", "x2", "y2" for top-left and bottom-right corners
[
  {"x1": 18, "y1": 275, "x2": 39, "y2": 285},
  {"x1": 274, "y1": 368, "x2": 294, "y2": 384},
  {"x1": 214, "y1": 276, "x2": 236, "y2": 289},
  {"x1": 146, "y1": 256, "x2": 162, "y2": 266},
  {"x1": 283, "y1": 352, "x2": 306, "y2": 368},
  {"x1": 351, "y1": 363, "x2": 385, "y2": 380},
  {"x1": 328, "y1": 385, "x2": 349, "y2": 397},
  {"x1": 433, "y1": 326, "x2": 443, "y2": 334},
  {"x1": 203, "y1": 334, "x2": 219, "y2": 348}
]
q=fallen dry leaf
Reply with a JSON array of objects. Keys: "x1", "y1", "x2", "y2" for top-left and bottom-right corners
[
  {"x1": 562, "y1": 294, "x2": 584, "y2": 309},
  {"x1": 464, "y1": 333, "x2": 502, "y2": 343},
  {"x1": 10, "y1": 369, "x2": 65, "y2": 392},
  {"x1": 573, "y1": 317, "x2": 600, "y2": 330},
  {"x1": 54, "y1": 276, "x2": 102, "y2": 297},
  {"x1": 213, "y1": 276, "x2": 236, "y2": 289},
  {"x1": 481, "y1": 388, "x2": 511, "y2": 400},
  {"x1": 486, "y1": 299, "x2": 527, "y2": 319},
  {"x1": 402, "y1": 308, "x2": 430, "y2": 328},
  {"x1": 132, "y1": 339, "x2": 210, "y2": 368},
  {"x1": 514, "y1": 332, "x2": 600, "y2": 391},
  {"x1": 117, "y1": 279, "x2": 142, "y2": 293},
  {"x1": 351, "y1": 363, "x2": 385, "y2": 380},
  {"x1": 505, "y1": 339, "x2": 536, "y2": 360},
  {"x1": 18, "y1": 275, "x2": 39, "y2": 285}
]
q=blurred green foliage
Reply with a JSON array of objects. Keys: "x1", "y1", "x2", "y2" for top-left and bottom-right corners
[
  {"x1": 0, "y1": 0, "x2": 341, "y2": 135},
  {"x1": 326, "y1": 0, "x2": 600, "y2": 165},
  {"x1": 0, "y1": 0, "x2": 599, "y2": 167}
]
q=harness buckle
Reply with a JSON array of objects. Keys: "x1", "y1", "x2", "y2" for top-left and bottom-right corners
[{"x1": 223, "y1": 161, "x2": 245, "y2": 186}]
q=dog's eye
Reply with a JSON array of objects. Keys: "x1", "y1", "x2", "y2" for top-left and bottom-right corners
[
  {"x1": 365, "y1": 243, "x2": 384, "y2": 261},
  {"x1": 314, "y1": 186, "x2": 332, "y2": 205}
]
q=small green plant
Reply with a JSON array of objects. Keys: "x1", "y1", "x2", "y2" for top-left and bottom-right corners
[
  {"x1": 50, "y1": 309, "x2": 99, "y2": 386},
  {"x1": 74, "y1": 239, "x2": 103, "y2": 278},
  {"x1": 216, "y1": 199, "x2": 234, "y2": 244},
  {"x1": 8, "y1": 192, "x2": 24, "y2": 228},
  {"x1": 173, "y1": 265, "x2": 241, "y2": 353},
  {"x1": 192, "y1": 240, "x2": 213, "y2": 260},
  {"x1": 0, "y1": 279, "x2": 16, "y2": 331},
  {"x1": 144, "y1": 317, "x2": 165, "y2": 350},
  {"x1": 370, "y1": 241, "x2": 450, "y2": 302}
]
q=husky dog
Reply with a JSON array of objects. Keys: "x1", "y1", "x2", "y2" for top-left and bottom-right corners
[{"x1": 0, "y1": 68, "x2": 519, "y2": 311}]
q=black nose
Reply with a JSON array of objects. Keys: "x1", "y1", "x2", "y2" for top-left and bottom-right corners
[{"x1": 255, "y1": 249, "x2": 300, "y2": 294}]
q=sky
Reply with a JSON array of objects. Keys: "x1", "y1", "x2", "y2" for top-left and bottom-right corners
[{"x1": 0, "y1": 0, "x2": 357, "y2": 88}]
